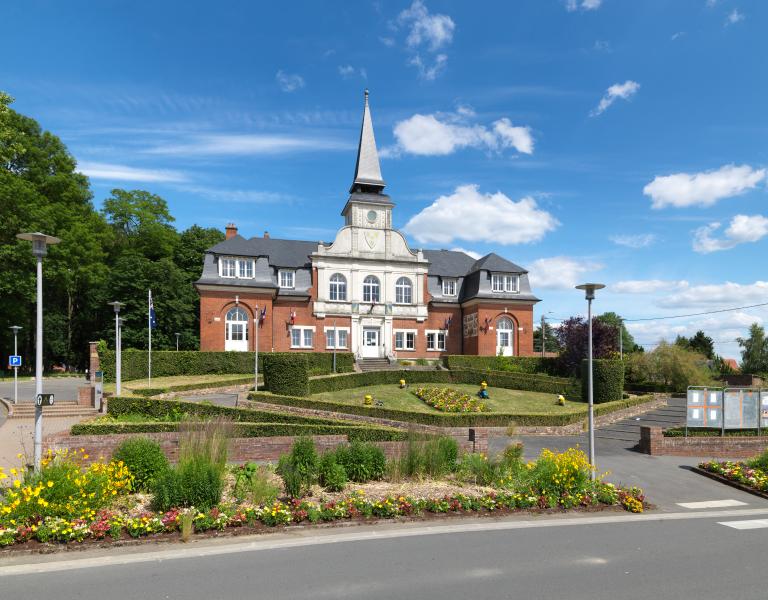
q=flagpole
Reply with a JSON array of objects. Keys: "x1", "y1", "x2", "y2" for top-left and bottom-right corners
[
  {"x1": 148, "y1": 289, "x2": 152, "y2": 388},
  {"x1": 254, "y1": 306, "x2": 259, "y2": 393}
]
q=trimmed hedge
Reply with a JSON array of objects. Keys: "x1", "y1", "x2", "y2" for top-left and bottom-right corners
[
  {"x1": 250, "y1": 390, "x2": 655, "y2": 427},
  {"x1": 130, "y1": 376, "x2": 256, "y2": 398},
  {"x1": 70, "y1": 421, "x2": 408, "y2": 441},
  {"x1": 98, "y1": 349, "x2": 354, "y2": 382},
  {"x1": 445, "y1": 355, "x2": 565, "y2": 376},
  {"x1": 664, "y1": 427, "x2": 760, "y2": 438},
  {"x1": 263, "y1": 354, "x2": 309, "y2": 397},
  {"x1": 308, "y1": 368, "x2": 581, "y2": 400},
  {"x1": 624, "y1": 382, "x2": 678, "y2": 394},
  {"x1": 582, "y1": 359, "x2": 624, "y2": 404},
  {"x1": 108, "y1": 396, "x2": 349, "y2": 426}
]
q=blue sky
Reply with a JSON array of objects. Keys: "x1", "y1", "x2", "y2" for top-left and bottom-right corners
[{"x1": 3, "y1": 0, "x2": 767, "y2": 357}]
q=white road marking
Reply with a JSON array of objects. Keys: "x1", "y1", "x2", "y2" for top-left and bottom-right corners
[
  {"x1": 718, "y1": 519, "x2": 768, "y2": 530},
  {"x1": 676, "y1": 499, "x2": 748, "y2": 509},
  {"x1": 3, "y1": 507, "x2": 768, "y2": 576}
]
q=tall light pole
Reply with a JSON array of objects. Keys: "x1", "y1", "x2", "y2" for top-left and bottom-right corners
[
  {"x1": 575, "y1": 282, "x2": 605, "y2": 481},
  {"x1": 9, "y1": 325, "x2": 22, "y2": 404},
  {"x1": 253, "y1": 307, "x2": 259, "y2": 393},
  {"x1": 333, "y1": 319, "x2": 338, "y2": 373},
  {"x1": 175, "y1": 332, "x2": 180, "y2": 351},
  {"x1": 108, "y1": 302, "x2": 124, "y2": 396},
  {"x1": 17, "y1": 232, "x2": 61, "y2": 472}
]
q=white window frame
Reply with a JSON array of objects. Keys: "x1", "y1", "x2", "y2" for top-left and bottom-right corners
[
  {"x1": 442, "y1": 278, "x2": 457, "y2": 297},
  {"x1": 324, "y1": 326, "x2": 350, "y2": 349},
  {"x1": 394, "y1": 329, "x2": 417, "y2": 351},
  {"x1": 290, "y1": 325, "x2": 315, "y2": 349},
  {"x1": 220, "y1": 257, "x2": 237, "y2": 278},
  {"x1": 362, "y1": 275, "x2": 380, "y2": 303},
  {"x1": 238, "y1": 258, "x2": 254, "y2": 279},
  {"x1": 491, "y1": 273, "x2": 520, "y2": 293},
  {"x1": 425, "y1": 329, "x2": 446, "y2": 352},
  {"x1": 279, "y1": 270, "x2": 295, "y2": 289},
  {"x1": 329, "y1": 273, "x2": 347, "y2": 302},
  {"x1": 395, "y1": 277, "x2": 413, "y2": 305}
]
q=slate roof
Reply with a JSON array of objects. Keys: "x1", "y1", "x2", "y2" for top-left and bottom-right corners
[
  {"x1": 469, "y1": 252, "x2": 527, "y2": 275},
  {"x1": 207, "y1": 235, "x2": 319, "y2": 268},
  {"x1": 421, "y1": 249, "x2": 477, "y2": 277}
]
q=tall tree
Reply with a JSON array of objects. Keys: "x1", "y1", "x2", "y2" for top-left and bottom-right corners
[
  {"x1": 533, "y1": 320, "x2": 562, "y2": 354},
  {"x1": 555, "y1": 316, "x2": 619, "y2": 375},
  {"x1": 737, "y1": 323, "x2": 768, "y2": 374},
  {"x1": 595, "y1": 312, "x2": 638, "y2": 353},
  {"x1": 675, "y1": 330, "x2": 715, "y2": 360}
]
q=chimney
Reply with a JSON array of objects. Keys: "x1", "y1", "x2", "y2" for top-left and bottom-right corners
[
  {"x1": 264, "y1": 231, "x2": 270, "y2": 239},
  {"x1": 225, "y1": 223, "x2": 238, "y2": 240}
]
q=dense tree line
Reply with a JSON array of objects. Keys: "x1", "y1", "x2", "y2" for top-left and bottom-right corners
[{"x1": 0, "y1": 94, "x2": 223, "y2": 371}]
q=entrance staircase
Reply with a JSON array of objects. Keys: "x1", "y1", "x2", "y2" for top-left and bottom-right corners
[
  {"x1": 6, "y1": 400, "x2": 100, "y2": 420},
  {"x1": 358, "y1": 358, "x2": 396, "y2": 372}
]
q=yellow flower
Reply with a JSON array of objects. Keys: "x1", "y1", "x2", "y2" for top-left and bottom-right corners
[
  {"x1": 13, "y1": 479, "x2": 21, "y2": 488},
  {"x1": 47, "y1": 481, "x2": 54, "y2": 488}
]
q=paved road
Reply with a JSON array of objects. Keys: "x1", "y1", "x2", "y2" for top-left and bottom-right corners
[
  {"x1": 3, "y1": 509, "x2": 768, "y2": 599},
  {"x1": 0, "y1": 376, "x2": 86, "y2": 403}
]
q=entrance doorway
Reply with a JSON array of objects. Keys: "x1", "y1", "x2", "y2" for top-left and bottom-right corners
[
  {"x1": 361, "y1": 327, "x2": 381, "y2": 358},
  {"x1": 496, "y1": 316, "x2": 514, "y2": 356},
  {"x1": 225, "y1": 307, "x2": 249, "y2": 352}
]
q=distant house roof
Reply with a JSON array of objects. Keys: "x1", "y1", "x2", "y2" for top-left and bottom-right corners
[
  {"x1": 723, "y1": 358, "x2": 740, "y2": 372},
  {"x1": 421, "y1": 249, "x2": 478, "y2": 277},
  {"x1": 207, "y1": 235, "x2": 319, "y2": 268}
]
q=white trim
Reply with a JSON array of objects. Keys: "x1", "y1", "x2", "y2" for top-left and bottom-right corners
[
  {"x1": 425, "y1": 329, "x2": 446, "y2": 351},
  {"x1": 324, "y1": 326, "x2": 350, "y2": 350},
  {"x1": 491, "y1": 273, "x2": 520, "y2": 293},
  {"x1": 219, "y1": 257, "x2": 237, "y2": 278},
  {"x1": 279, "y1": 270, "x2": 295, "y2": 289},
  {"x1": 442, "y1": 278, "x2": 457, "y2": 297},
  {"x1": 393, "y1": 328, "x2": 417, "y2": 351},
  {"x1": 290, "y1": 325, "x2": 315, "y2": 349}
]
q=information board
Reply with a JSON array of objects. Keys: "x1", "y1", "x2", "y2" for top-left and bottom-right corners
[
  {"x1": 687, "y1": 387, "x2": 722, "y2": 428},
  {"x1": 723, "y1": 388, "x2": 761, "y2": 429}
]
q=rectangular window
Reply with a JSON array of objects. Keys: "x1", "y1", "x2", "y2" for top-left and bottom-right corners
[
  {"x1": 325, "y1": 328, "x2": 349, "y2": 349},
  {"x1": 426, "y1": 330, "x2": 446, "y2": 351},
  {"x1": 290, "y1": 326, "x2": 315, "y2": 349},
  {"x1": 442, "y1": 279, "x2": 457, "y2": 296},
  {"x1": 280, "y1": 270, "x2": 295, "y2": 289},
  {"x1": 394, "y1": 330, "x2": 416, "y2": 351},
  {"x1": 492, "y1": 274, "x2": 520, "y2": 293},
  {"x1": 238, "y1": 259, "x2": 253, "y2": 279},
  {"x1": 221, "y1": 258, "x2": 236, "y2": 278},
  {"x1": 491, "y1": 274, "x2": 503, "y2": 292},
  {"x1": 338, "y1": 329, "x2": 348, "y2": 348}
]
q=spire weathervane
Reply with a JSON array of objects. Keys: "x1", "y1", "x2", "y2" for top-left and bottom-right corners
[{"x1": 350, "y1": 89, "x2": 385, "y2": 194}]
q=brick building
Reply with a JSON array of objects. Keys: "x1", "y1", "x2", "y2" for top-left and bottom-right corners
[{"x1": 195, "y1": 92, "x2": 540, "y2": 361}]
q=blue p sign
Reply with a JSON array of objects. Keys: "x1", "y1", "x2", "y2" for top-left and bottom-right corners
[{"x1": 9, "y1": 355, "x2": 21, "y2": 367}]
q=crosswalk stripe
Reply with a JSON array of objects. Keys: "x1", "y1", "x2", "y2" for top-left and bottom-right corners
[
  {"x1": 677, "y1": 499, "x2": 748, "y2": 509},
  {"x1": 719, "y1": 519, "x2": 768, "y2": 530}
]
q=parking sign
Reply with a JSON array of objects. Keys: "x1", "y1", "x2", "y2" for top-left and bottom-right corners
[{"x1": 9, "y1": 355, "x2": 21, "y2": 367}]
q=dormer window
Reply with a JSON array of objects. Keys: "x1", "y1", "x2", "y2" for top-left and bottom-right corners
[
  {"x1": 492, "y1": 274, "x2": 519, "y2": 293},
  {"x1": 220, "y1": 258, "x2": 236, "y2": 278},
  {"x1": 238, "y1": 259, "x2": 254, "y2": 279},
  {"x1": 442, "y1": 279, "x2": 457, "y2": 297},
  {"x1": 279, "y1": 270, "x2": 295, "y2": 289}
]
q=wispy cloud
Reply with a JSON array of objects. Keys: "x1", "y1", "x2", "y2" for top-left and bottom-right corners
[
  {"x1": 338, "y1": 65, "x2": 367, "y2": 79},
  {"x1": 78, "y1": 161, "x2": 189, "y2": 183},
  {"x1": 693, "y1": 214, "x2": 768, "y2": 253},
  {"x1": 144, "y1": 134, "x2": 351, "y2": 156},
  {"x1": 275, "y1": 70, "x2": 305, "y2": 92},
  {"x1": 528, "y1": 256, "x2": 603, "y2": 290},
  {"x1": 610, "y1": 233, "x2": 657, "y2": 248},
  {"x1": 725, "y1": 9, "x2": 745, "y2": 25},
  {"x1": 396, "y1": 1, "x2": 455, "y2": 81},
  {"x1": 591, "y1": 80, "x2": 640, "y2": 116},
  {"x1": 178, "y1": 185, "x2": 291, "y2": 204},
  {"x1": 565, "y1": 0, "x2": 603, "y2": 12}
]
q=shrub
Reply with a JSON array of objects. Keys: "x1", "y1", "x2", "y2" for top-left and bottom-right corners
[
  {"x1": 522, "y1": 448, "x2": 594, "y2": 508},
  {"x1": 318, "y1": 453, "x2": 347, "y2": 492},
  {"x1": 748, "y1": 449, "x2": 768, "y2": 472},
  {"x1": 498, "y1": 442, "x2": 524, "y2": 472},
  {"x1": 457, "y1": 453, "x2": 497, "y2": 486},
  {"x1": 421, "y1": 436, "x2": 459, "y2": 478},
  {"x1": 112, "y1": 437, "x2": 169, "y2": 492},
  {"x1": 276, "y1": 437, "x2": 319, "y2": 498},
  {"x1": 445, "y1": 355, "x2": 565, "y2": 376},
  {"x1": 232, "y1": 463, "x2": 280, "y2": 505},
  {"x1": 623, "y1": 343, "x2": 713, "y2": 392},
  {"x1": 263, "y1": 354, "x2": 309, "y2": 397},
  {"x1": 582, "y1": 359, "x2": 624, "y2": 404},
  {"x1": 334, "y1": 441, "x2": 386, "y2": 483}
]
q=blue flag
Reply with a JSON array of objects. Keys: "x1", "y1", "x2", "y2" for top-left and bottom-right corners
[{"x1": 149, "y1": 290, "x2": 157, "y2": 329}]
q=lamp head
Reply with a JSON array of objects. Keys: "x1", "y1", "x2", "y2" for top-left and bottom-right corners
[
  {"x1": 9, "y1": 325, "x2": 22, "y2": 333},
  {"x1": 108, "y1": 301, "x2": 124, "y2": 314},
  {"x1": 117, "y1": 317, "x2": 125, "y2": 326},
  {"x1": 575, "y1": 283, "x2": 605, "y2": 301},
  {"x1": 16, "y1": 232, "x2": 61, "y2": 258}
]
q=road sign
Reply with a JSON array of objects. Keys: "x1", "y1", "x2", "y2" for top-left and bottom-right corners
[
  {"x1": 35, "y1": 393, "x2": 54, "y2": 407},
  {"x1": 9, "y1": 355, "x2": 21, "y2": 367}
]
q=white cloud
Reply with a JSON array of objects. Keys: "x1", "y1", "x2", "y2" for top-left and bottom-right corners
[
  {"x1": 338, "y1": 65, "x2": 367, "y2": 79},
  {"x1": 643, "y1": 164, "x2": 766, "y2": 209},
  {"x1": 450, "y1": 247, "x2": 482, "y2": 260},
  {"x1": 613, "y1": 280, "x2": 689, "y2": 294},
  {"x1": 726, "y1": 9, "x2": 744, "y2": 25},
  {"x1": 566, "y1": 0, "x2": 603, "y2": 10},
  {"x1": 527, "y1": 256, "x2": 603, "y2": 290},
  {"x1": 178, "y1": 185, "x2": 289, "y2": 204},
  {"x1": 379, "y1": 36, "x2": 396, "y2": 47},
  {"x1": 391, "y1": 111, "x2": 533, "y2": 157},
  {"x1": 593, "y1": 40, "x2": 612, "y2": 52},
  {"x1": 396, "y1": 1, "x2": 455, "y2": 80},
  {"x1": 145, "y1": 134, "x2": 350, "y2": 156},
  {"x1": 403, "y1": 184, "x2": 558, "y2": 245},
  {"x1": 591, "y1": 80, "x2": 640, "y2": 116},
  {"x1": 610, "y1": 233, "x2": 657, "y2": 248},
  {"x1": 693, "y1": 214, "x2": 768, "y2": 253},
  {"x1": 275, "y1": 70, "x2": 305, "y2": 92},
  {"x1": 659, "y1": 281, "x2": 768, "y2": 308},
  {"x1": 671, "y1": 31, "x2": 686, "y2": 41},
  {"x1": 78, "y1": 161, "x2": 188, "y2": 183}
]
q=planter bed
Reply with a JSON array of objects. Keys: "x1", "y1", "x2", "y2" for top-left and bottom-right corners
[{"x1": 695, "y1": 461, "x2": 768, "y2": 500}]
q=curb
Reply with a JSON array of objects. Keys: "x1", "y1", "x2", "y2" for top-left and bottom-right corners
[{"x1": 690, "y1": 465, "x2": 768, "y2": 501}]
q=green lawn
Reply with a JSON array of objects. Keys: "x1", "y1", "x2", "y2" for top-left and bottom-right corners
[
  {"x1": 103, "y1": 373, "x2": 257, "y2": 394},
  {"x1": 311, "y1": 384, "x2": 583, "y2": 415}
]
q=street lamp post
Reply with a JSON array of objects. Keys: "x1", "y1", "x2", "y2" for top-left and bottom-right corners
[
  {"x1": 175, "y1": 332, "x2": 180, "y2": 351},
  {"x1": 9, "y1": 326, "x2": 22, "y2": 404},
  {"x1": 253, "y1": 308, "x2": 259, "y2": 393},
  {"x1": 333, "y1": 319, "x2": 337, "y2": 374},
  {"x1": 618, "y1": 317, "x2": 623, "y2": 360},
  {"x1": 108, "y1": 302, "x2": 124, "y2": 396},
  {"x1": 575, "y1": 282, "x2": 605, "y2": 481},
  {"x1": 17, "y1": 232, "x2": 61, "y2": 472}
]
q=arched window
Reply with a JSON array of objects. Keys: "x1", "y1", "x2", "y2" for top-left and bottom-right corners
[
  {"x1": 363, "y1": 275, "x2": 380, "y2": 303},
  {"x1": 329, "y1": 273, "x2": 347, "y2": 301},
  {"x1": 226, "y1": 307, "x2": 249, "y2": 322},
  {"x1": 496, "y1": 316, "x2": 514, "y2": 357},
  {"x1": 395, "y1": 277, "x2": 413, "y2": 304},
  {"x1": 225, "y1": 307, "x2": 249, "y2": 351}
]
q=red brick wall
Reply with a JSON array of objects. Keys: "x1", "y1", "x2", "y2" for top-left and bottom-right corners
[
  {"x1": 472, "y1": 303, "x2": 535, "y2": 357},
  {"x1": 199, "y1": 291, "x2": 274, "y2": 352},
  {"x1": 639, "y1": 426, "x2": 768, "y2": 458}
]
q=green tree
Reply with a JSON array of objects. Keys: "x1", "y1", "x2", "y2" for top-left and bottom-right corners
[
  {"x1": 102, "y1": 189, "x2": 177, "y2": 260},
  {"x1": 533, "y1": 320, "x2": 562, "y2": 354},
  {"x1": 595, "y1": 312, "x2": 638, "y2": 353},
  {"x1": 625, "y1": 342, "x2": 713, "y2": 391},
  {"x1": 675, "y1": 330, "x2": 715, "y2": 360},
  {"x1": 737, "y1": 323, "x2": 768, "y2": 375}
]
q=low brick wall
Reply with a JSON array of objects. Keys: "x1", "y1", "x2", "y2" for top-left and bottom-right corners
[
  {"x1": 44, "y1": 430, "x2": 482, "y2": 464},
  {"x1": 639, "y1": 426, "x2": 768, "y2": 458}
]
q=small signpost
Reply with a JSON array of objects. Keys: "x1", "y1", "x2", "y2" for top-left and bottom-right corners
[
  {"x1": 35, "y1": 393, "x2": 54, "y2": 407},
  {"x1": 94, "y1": 371, "x2": 104, "y2": 412},
  {"x1": 9, "y1": 355, "x2": 21, "y2": 368}
]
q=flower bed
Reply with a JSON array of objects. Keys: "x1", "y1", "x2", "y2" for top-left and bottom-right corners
[
  {"x1": 698, "y1": 460, "x2": 768, "y2": 493},
  {"x1": 413, "y1": 387, "x2": 489, "y2": 413}
]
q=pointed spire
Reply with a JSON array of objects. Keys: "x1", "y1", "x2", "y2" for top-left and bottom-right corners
[{"x1": 350, "y1": 89, "x2": 385, "y2": 193}]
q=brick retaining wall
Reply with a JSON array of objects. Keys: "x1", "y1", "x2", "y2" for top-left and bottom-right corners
[{"x1": 639, "y1": 426, "x2": 768, "y2": 458}]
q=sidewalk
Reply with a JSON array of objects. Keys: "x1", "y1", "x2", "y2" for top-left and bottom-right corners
[{"x1": 0, "y1": 416, "x2": 89, "y2": 470}]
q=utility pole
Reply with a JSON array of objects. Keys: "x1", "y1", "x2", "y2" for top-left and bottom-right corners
[{"x1": 9, "y1": 326, "x2": 22, "y2": 404}]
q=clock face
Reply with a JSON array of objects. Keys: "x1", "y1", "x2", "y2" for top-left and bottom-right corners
[{"x1": 366, "y1": 210, "x2": 377, "y2": 223}]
